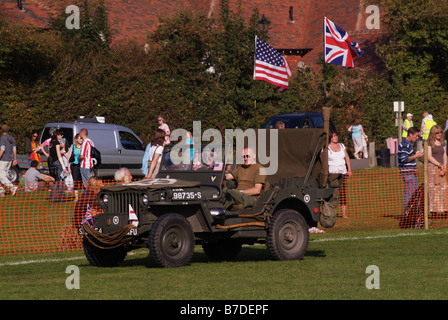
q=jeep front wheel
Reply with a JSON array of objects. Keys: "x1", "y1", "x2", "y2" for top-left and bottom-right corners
[
  {"x1": 149, "y1": 213, "x2": 195, "y2": 268},
  {"x1": 266, "y1": 209, "x2": 309, "y2": 261},
  {"x1": 82, "y1": 237, "x2": 127, "y2": 267}
]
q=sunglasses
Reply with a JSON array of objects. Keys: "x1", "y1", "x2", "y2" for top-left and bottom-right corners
[{"x1": 242, "y1": 155, "x2": 251, "y2": 159}]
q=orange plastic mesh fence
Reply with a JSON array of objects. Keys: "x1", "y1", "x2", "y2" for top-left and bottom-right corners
[{"x1": 1, "y1": 170, "x2": 447, "y2": 256}]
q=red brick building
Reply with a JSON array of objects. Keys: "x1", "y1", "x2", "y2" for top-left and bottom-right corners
[{"x1": 1, "y1": 0, "x2": 386, "y2": 71}]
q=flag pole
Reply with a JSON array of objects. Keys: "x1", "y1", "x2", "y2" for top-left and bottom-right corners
[
  {"x1": 321, "y1": 17, "x2": 330, "y2": 187},
  {"x1": 323, "y1": 17, "x2": 327, "y2": 106},
  {"x1": 253, "y1": 35, "x2": 257, "y2": 126}
]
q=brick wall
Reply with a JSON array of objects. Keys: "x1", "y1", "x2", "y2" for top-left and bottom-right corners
[{"x1": 1, "y1": 0, "x2": 386, "y2": 71}]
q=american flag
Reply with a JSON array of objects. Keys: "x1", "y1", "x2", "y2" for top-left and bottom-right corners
[
  {"x1": 81, "y1": 204, "x2": 93, "y2": 226},
  {"x1": 254, "y1": 36, "x2": 291, "y2": 91},
  {"x1": 324, "y1": 17, "x2": 363, "y2": 68}
]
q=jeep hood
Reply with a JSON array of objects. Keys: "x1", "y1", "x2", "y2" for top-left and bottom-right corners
[{"x1": 101, "y1": 178, "x2": 200, "y2": 191}]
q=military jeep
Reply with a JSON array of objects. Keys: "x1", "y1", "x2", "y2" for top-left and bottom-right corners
[{"x1": 81, "y1": 129, "x2": 338, "y2": 268}]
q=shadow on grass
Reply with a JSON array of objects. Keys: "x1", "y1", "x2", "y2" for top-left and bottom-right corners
[{"x1": 112, "y1": 246, "x2": 327, "y2": 268}]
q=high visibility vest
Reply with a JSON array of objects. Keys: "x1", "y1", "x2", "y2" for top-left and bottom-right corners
[
  {"x1": 402, "y1": 119, "x2": 413, "y2": 138},
  {"x1": 422, "y1": 119, "x2": 436, "y2": 140}
]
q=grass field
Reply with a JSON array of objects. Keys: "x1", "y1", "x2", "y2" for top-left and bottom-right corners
[
  {"x1": 1, "y1": 169, "x2": 447, "y2": 305},
  {"x1": 1, "y1": 168, "x2": 447, "y2": 255},
  {"x1": 1, "y1": 228, "x2": 447, "y2": 301}
]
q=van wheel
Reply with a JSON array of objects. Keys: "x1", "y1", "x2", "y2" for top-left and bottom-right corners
[
  {"x1": 8, "y1": 166, "x2": 19, "y2": 183},
  {"x1": 149, "y1": 213, "x2": 194, "y2": 268},
  {"x1": 266, "y1": 209, "x2": 309, "y2": 261}
]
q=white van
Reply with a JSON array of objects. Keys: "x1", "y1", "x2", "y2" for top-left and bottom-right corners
[{"x1": 40, "y1": 116, "x2": 145, "y2": 179}]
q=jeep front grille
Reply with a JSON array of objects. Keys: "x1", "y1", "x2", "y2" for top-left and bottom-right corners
[{"x1": 107, "y1": 191, "x2": 141, "y2": 215}]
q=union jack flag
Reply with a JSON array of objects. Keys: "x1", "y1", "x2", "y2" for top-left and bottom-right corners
[
  {"x1": 254, "y1": 36, "x2": 291, "y2": 92},
  {"x1": 324, "y1": 17, "x2": 362, "y2": 68},
  {"x1": 81, "y1": 204, "x2": 93, "y2": 226}
]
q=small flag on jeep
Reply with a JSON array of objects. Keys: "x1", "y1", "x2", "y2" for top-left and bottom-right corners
[
  {"x1": 129, "y1": 204, "x2": 139, "y2": 227},
  {"x1": 81, "y1": 204, "x2": 93, "y2": 226}
]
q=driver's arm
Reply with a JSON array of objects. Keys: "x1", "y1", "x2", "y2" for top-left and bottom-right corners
[{"x1": 240, "y1": 183, "x2": 263, "y2": 196}]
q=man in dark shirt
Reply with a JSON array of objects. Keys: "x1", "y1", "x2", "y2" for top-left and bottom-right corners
[{"x1": 398, "y1": 127, "x2": 424, "y2": 213}]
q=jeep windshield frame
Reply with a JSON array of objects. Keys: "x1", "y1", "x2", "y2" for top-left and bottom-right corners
[{"x1": 156, "y1": 144, "x2": 232, "y2": 190}]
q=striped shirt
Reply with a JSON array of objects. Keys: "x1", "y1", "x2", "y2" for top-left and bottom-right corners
[
  {"x1": 80, "y1": 138, "x2": 94, "y2": 169},
  {"x1": 398, "y1": 138, "x2": 416, "y2": 172}
]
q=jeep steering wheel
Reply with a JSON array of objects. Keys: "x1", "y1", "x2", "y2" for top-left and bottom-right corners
[{"x1": 225, "y1": 170, "x2": 238, "y2": 189}]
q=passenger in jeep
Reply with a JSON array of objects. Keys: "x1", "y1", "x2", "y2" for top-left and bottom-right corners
[
  {"x1": 223, "y1": 146, "x2": 266, "y2": 209},
  {"x1": 114, "y1": 167, "x2": 133, "y2": 184}
]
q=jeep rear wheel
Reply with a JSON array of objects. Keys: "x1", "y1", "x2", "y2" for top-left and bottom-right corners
[
  {"x1": 266, "y1": 209, "x2": 309, "y2": 261},
  {"x1": 149, "y1": 213, "x2": 195, "y2": 268}
]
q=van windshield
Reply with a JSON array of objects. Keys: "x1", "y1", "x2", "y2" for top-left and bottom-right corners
[
  {"x1": 119, "y1": 131, "x2": 144, "y2": 150},
  {"x1": 41, "y1": 127, "x2": 74, "y2": 145}
]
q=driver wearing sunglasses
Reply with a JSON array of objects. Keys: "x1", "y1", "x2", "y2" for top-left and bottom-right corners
[{"x1": 223, "y1": 146, "x2": 266, "y2": 209}]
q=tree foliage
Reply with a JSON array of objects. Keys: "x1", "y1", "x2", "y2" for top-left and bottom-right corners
[
  {"x1": 377, "y1": 0, "x2": 448, "y2": 124},
  {"x1": 1, "y1": 0, "x2": 448, "y2": 153}
]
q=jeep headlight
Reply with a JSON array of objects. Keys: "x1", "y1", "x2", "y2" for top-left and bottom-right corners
[
  {"x1": 142, "y1": 194, "x2": 149, "y2": 205},
  {"x1": 160, "y1": 191, "x2": 167, "y2": 201},
  {"x1": 102, "y1": 194, "x2": 109, "y2": 205}
]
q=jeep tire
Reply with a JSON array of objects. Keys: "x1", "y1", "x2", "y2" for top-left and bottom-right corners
[
  {"x1": 82, "y1": 237, "x2": 127, "y2": 267},
  {"x1": 266, "y1": 209, "x2": 309, "y2": 261},
  {"x1": 149, "y1": 213, "x2": 195, "y2": 268}
]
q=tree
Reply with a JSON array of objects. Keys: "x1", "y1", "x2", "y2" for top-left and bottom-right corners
[
  {"x1": 145, "y1": 0, "x2": 272, "y2": 131},
  {"x1": 377, "y1": 0, "x2": 448, "y2": 124},
  {"x1": 50, "y1": 0, "x2": 112, "y2": 55}
]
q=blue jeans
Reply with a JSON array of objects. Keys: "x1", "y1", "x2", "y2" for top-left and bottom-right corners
[
  {"x1": 400, "y1": 170, "x2": 418, "y2": 213},
  {"x1": 53, "y1": 161, "x2": 63, "y2": 181}
]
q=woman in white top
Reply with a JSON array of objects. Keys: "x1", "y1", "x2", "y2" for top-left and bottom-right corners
[
  {"x1": 144, "y1": 129, "x2": 166, "y2": 179},
  {"x1": 328, "y1": 130, "x2": 352, "y2": 218}
]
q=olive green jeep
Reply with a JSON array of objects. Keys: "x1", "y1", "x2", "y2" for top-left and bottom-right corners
[{"x1": 80, "y1": 129, "x2": 338, "y2": 267}]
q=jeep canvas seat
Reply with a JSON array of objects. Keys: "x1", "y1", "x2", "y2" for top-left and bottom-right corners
[{"x1": 258, "y1": 128, "x2": 326, "y2": 186}]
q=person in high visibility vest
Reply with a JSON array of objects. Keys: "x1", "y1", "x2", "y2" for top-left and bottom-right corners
[
  {"x1": 402, "y1": 113, "x2": 413, "y2": 138},
  {"x1": 422, "y1": 114, "x2": 437, "y2": 141}
]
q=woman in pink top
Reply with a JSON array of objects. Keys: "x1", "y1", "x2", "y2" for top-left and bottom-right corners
[{"x1": 157, "y1": 116, "x2": 170, "y2": 144}]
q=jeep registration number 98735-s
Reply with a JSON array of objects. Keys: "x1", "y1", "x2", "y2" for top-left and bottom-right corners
[{"x1": 172, "y1": 191, "x2": 202, "y2": 200}]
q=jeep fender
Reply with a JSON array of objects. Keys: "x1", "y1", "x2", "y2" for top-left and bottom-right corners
[{"x1": 270, "y1": 196, "x2": 315, "y2": 227}]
